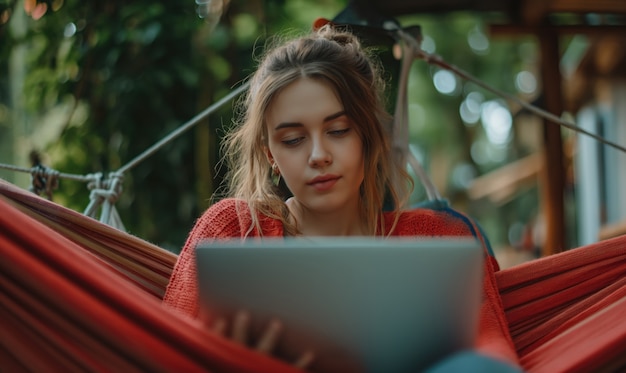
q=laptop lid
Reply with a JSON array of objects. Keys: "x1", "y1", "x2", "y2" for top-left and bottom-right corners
[{"x1": 196, "y1": 237, "x2": 483, "y2": 373}]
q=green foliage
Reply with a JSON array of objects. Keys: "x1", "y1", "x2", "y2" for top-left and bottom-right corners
[
  {"x1": 2, "y1": 0, "x2": 350, "y2": 252},
  {"x1": 3, "y1": 0, "x2": 211, "y2": 250},
  {"x1": 2, "y1": 1, "x2": 538, "y2": 252},
  {"x1": 396, "y1": 12, "x2": 540, "y2": 248}
]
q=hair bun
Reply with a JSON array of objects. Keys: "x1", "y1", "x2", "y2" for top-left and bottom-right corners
[{"x1": 315, "y1": 24, "x2": 360, "y2": 48}]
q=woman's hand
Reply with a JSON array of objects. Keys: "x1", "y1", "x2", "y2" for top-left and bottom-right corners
[{"x1": 211, "y1": 310, "x2": 315, "y2": 370}]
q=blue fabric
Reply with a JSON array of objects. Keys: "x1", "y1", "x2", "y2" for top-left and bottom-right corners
[
  {"x1": 413, "y1": 199, "x2": 496, "y2": 257},
  {"x1": 425, "y1": 351, "x2": 524, "y2": 373}
]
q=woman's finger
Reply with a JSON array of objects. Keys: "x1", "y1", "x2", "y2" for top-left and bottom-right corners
[
  {"x1": 232, "y1": 310, "x2": 250, "y2": 345},
  {"x1": 255, "y1": 319, "x2": 282, "y2": 354},
  {"x1": 293, "y1": 350, "x2": 315, "y2": 370}
]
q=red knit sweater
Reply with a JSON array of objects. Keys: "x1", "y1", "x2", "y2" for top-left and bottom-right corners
[{"x1": 163, "y1": 198, "x2": 519, "y2": 366}]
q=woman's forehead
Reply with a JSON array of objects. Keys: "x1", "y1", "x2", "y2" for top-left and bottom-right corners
[{"x1": 265, "y1": 78, "x2": 343, "y2": 128}]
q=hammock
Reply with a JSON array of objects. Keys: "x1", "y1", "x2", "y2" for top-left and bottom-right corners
[
  {"x1": 497, "y1": 241, "x2": 626, "y2": 372},
  {"x1": 1, "y1": 179, "x2": 625, "y2": 372},
  {"x1": 0, "y1": 179, "x2": 300, "y2": 373}
]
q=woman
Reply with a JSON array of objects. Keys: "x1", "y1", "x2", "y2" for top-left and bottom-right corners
[{"x1": 164, "y1": 25, "x2": 521, "y2": 372}]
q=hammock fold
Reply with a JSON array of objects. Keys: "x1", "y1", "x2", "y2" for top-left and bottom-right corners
[
  {"x1": 496, "y1": 237, "x2": 626, "y2": 372},
  {"x1": 0, "y1": 179, "x2": 174, "y2": 299},
  {"x1": 1, "y1": 178, "x2": 625, "y2": 372},
  {"x1": 0, "y1": 186, "x2": 303, "y2": 372}
]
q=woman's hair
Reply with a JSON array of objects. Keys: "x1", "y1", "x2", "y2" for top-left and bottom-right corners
[{"x1": 220, "y1": 24, "x2": 413, "y2": 236}]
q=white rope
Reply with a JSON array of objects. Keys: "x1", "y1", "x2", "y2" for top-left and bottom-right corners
[
  {"x1": 116, "y1": 82, "x2": 249, "y2": 175},
  {"x1": 393, "y1": 33, "x2": 442, "y2": 201},
  {"x1": 0, "y1": 162, "x2": 94, "y2": 182},
  {"x1": 1, "y1": 84, "x2": 247, "y2": 229},
  {"x1": 83, "y1": 171, "x2": 126, "y2": 231}
]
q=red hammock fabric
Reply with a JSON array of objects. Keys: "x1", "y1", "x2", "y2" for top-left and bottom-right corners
[
  {"x1": 0, "y1": 193, "x2": 301, "y2": 372},
  {"x1": 0, "y1": 180, "x2": 176, "y2": 299},
  {"x1": 1, "y1": 179, "x2": 625, "y2": 372},
  {"x1": 496, "y1": 237, "x2": 626, "y2": 372}
]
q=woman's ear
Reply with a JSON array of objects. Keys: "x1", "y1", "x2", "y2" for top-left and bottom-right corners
[{"x1": 264, "y1": 147, "x2": 274, "y2": 165}]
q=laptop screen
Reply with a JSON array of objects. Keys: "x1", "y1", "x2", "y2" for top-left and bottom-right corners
[{"x1": 196, "y1": 237, "x2": 483, "y2": 373}]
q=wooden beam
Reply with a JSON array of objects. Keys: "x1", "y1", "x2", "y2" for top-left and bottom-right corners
[
  {"x1": 493, "y1": 20, "x2": 569, "y2": 255},
  {"x1": 518, "y1": 0, "x2": 626, "y2": 25},
  {"x1": 549, "y1": 0, "x2": 626, "y2": 14},
  {"x1": 538, "y1": 25, "x2": 567, "y2": 256},
  {"x1": 489, "y1": 24, "x2": 626, "y2": 37},
  {"x1": 467, "y1": 152, "x2": 541, "y2": 203},
  {"x1": 599, "y1": 219, "x2": 626, "y2": 241},
  {"x1": 522, "y1": 0, "x2": 551, "y2": 25}
]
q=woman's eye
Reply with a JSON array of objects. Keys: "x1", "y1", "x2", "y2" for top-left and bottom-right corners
[
  {"x1": 282, "y1": 137, "x2": 303, "y2": 146},
  {"x1": 328, "y1": 128, "x2": 350, "y2": 136}
]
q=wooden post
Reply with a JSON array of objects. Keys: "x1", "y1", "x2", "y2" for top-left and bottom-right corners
[{"x1": 537, "y1": 25, "x2": 566, "y2": 255}]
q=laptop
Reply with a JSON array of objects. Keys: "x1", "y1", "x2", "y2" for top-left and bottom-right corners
[{"x1": 195, "y1": 237, "x2": 483, "y2": 373}]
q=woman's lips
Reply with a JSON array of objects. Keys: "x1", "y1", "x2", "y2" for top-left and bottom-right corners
[{"x1": 308, "y1": 175, "x2": 340, "y2": 191}]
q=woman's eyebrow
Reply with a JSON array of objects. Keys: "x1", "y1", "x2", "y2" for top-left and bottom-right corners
[
  {"x1": 274, "y1": 122, "x2": 302, "y2": 131},
  {"x1": 324, "y1": 111, "x2": 346, "y2": 122},
  {"x1": 273, "y1": 111, "x2": 347, "y2": 131}
]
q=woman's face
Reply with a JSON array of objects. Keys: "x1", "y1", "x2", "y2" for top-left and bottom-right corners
[{"x1": 265, "y1": 78, "x2": 365, "y2": 215}]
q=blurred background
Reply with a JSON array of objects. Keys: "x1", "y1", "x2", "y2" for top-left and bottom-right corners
[{"x1": 1, "y1": 0, "x2": 625, "y2": 267}]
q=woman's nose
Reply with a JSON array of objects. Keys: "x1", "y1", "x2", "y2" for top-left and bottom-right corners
[{"x1": 309, "y1": 138, "x2": 332, "y2": 167}]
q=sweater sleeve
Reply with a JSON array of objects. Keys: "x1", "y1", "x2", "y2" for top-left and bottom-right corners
[{"x1": 162, "y1": 198, "x2": 251, "y2": 318}]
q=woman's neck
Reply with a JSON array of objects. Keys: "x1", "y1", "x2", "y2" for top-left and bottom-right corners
[{"x1": 286, "y1": 198, "x2": 369, "y2": 236}]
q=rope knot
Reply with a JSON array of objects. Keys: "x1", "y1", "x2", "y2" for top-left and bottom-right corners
[
  {"x1": 29, "y1": 164, "x2": 60, "y2": 201},
  {"x1": 86, "y1": 172, "x2": 124, "y2": 205},
  {"x1": 83, "y1": 171, "x2": 126, "y2": 231}
]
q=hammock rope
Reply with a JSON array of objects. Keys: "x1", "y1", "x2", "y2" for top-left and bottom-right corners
[
  {"x1": 394, "y1": 28, "x2": 626, "y2": 154},
  {"x1": 393, "y1": 29, "x2": 442, "y2": 200},
  {"x1": 115, "y1": 82, "x2": 249, "y2": 175},
  {"x1": 83, "y1": 171, "x2": 126, "y2": 231},
  {"x1": 0, "y1": 162, "x2": 93, "y2": 183},
  {"x1": 0, "y1": 84, "x2": 248, "y2": 225},
  {"x1": 28, "y1": 163, "x2": 60, "y2": 201}
]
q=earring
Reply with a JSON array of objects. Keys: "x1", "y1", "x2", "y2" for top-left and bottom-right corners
[{"x1": 271, "y1": 163, "x2": 281, "y2": 187}]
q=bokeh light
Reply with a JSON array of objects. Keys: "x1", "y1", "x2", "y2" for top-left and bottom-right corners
[
  {"x1": 468, "y1": 26, "x2": 489, "y2": 55},
  {"x1": 459, "y1": 91, "x2": 484, "y2": 125},
  {"x1": 64, "y1": 22, "x2": 77, "y2": 38},
  {"x1": 515, "y1": 71, "x2": 537, "y2": 94},
  {"x1": 433, "y1": 70, "x2": 457, "y2": 95},
  {"x1": 481, "y1": 100, "x2": 512, "y2": 145}
]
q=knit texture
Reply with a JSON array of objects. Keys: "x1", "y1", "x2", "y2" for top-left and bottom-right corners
[{"x1": 163, "y1": 198, "x2": 519, "y2": 366}]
